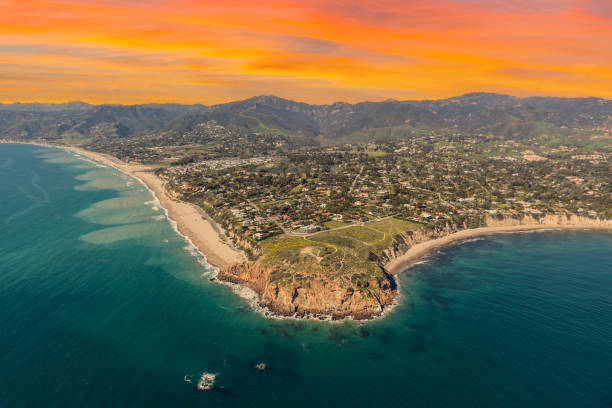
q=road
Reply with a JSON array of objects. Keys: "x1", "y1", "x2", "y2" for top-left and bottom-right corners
[{"x1": 348, "y1": 165, "x2": 364, "y2": 194}]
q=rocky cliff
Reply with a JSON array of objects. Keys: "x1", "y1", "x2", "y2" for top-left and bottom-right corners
[
  {"x1": 483, "y1": 213, "x2": 612, "y2": 228},
  {"x1": 378, "y1": 221, "x2": 468, "y2": 265},
  {"x1": 218, "y1": 261, "x2": 396, "y2": 320},
  {"x1": 218, "y1": 214, "x2": 611, "y2": 320}
]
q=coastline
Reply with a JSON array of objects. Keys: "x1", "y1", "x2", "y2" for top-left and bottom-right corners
[
  {"x1": 385, "y1": 223, "x2": 612, "y2": 275},
  {"x1": 65, "y1": 146, "x2": 247, "y2": 269},
  {"x1": 2, "y1": 141, "x2": 245, "y2": 270},
  {"x1": 2, "y1": 140, "x2": 610, "y2": 322}
]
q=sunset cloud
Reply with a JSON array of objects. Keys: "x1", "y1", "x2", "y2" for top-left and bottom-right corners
[{"x1": 1, "y1": 0, "x2": 610, "y2": 103}]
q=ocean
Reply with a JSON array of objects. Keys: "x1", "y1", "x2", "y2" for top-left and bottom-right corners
[{"x1": 1, "y1": 143, "x2": 611, "y2": 407}]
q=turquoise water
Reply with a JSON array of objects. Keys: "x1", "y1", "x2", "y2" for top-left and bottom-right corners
[{"x1": 1, "y1": 143, "x2": 611, "y2": 407}]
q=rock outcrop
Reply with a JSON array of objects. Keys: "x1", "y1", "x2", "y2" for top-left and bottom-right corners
[{"x1": 219, "y1": 262, "x2": 396, "y2": 320}]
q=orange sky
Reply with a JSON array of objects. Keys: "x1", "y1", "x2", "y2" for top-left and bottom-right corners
[{"x1": 1, "y1": 0, "x2": 611, "y2": 104}]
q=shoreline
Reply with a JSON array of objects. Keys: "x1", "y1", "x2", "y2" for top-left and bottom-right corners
[
  {"x1": 66, "y1": 146, "x2": 247, "y2": 269},
  {"x1": 3, "y1": 140, "x2": 610, "y2": 322},
  {"x1": 385, "y1": 224, "x2": 612, "y2": 275},
  {"x1": 3, "y1": 140, "x2": 245, "y2": 270}
]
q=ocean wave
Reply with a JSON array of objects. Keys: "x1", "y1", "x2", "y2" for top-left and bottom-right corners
[
  {"x1": 71, "y1": 153, "x2": 108, "y2": 168},
  {"x1": 183, "y1": 244, "x2": 215, "y2": 271},
  {"x1": 402, "y1": 258, "x2": 431, "y2": 270},
  {"x1": 183, "y1": 244, "x2": 199, "y2": 256},
  {"x1": 457, "y1": 237, "x2": 485, "y2": 245},
  {"x1": 499, "y1": 228, "x2": 561, "y2": 235}
]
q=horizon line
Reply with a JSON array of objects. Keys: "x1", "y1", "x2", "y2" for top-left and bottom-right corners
[{"x1": 1, "y1": 91, "x2": 610, "y2": 108}]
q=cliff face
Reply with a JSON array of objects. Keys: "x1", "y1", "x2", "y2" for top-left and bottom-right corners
[
  {"x1": 484, "y1": 214, "x2": 612, "y2": 228},
  {"x1": 218, "y1": 262, "x2": 396, "y2": 320},
  {"x1": 378, "y1": 221, "x2": 467, "y2": 265},
  {"x1": 226, "y1": 229, "x2": 262, "y2": 257},
  {"x1": 218, "y1": 214, "x2": 610, "y2": 320}
]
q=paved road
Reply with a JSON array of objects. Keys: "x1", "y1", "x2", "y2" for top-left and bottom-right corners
[{"x1": 287, "y1": 215, "x2": 395, "y2": 238}]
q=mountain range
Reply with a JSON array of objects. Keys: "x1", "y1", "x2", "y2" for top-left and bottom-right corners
[{"x1": 1, "y1": 93, "x2": 610, "y2": 145}]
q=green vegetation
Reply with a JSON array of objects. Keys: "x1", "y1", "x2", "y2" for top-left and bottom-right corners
[
  {"x1": 367, "y1": 218, "x2": 422, "y2": 235},
  {"x1": 257, "y1": 218, "x2": 422, "y2": 284},
  {"x1": 323, "y1": 220, "x2": 348, "y2": 229}
]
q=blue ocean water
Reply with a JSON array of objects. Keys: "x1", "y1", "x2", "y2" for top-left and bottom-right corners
[{"x1": 1, "y1": 143, "x2": 611, "y2": 407}]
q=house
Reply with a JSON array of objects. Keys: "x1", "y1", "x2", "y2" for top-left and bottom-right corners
[{"x1": 301, "y1": 225, "x2": 321, "y2": 233}]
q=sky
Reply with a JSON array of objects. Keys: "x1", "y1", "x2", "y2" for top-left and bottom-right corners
[{"x1": 1, "y1": 0, "x2": 611, "y2": 104}]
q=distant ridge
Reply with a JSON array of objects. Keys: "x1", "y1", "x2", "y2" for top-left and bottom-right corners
[
  {"x1": 1, "y1": 93, "x2": 610, "y2": 144},
  {"x1": 3, "y1": 92, "x2": 610, "y2": 111}
]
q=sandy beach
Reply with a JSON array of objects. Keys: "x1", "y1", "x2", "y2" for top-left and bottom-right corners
[
  {"x1": 58, "y1": 144, "x2": 246, "y2": 269},
  {"x1": 385, "y1": 223, "x2": 612, "y2": 275}
]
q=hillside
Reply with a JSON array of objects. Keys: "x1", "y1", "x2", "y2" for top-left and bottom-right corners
[{"x1": 1, "y1": 93, "x2": 611, "y2": 146}]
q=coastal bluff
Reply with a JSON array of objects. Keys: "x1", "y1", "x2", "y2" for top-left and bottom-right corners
[
  {"x1": 218, "y1": 214, "x2": 612, "y2": 320},
  {"x1": 218, "y1": 262, "x2": 395, "y2": 320}
]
